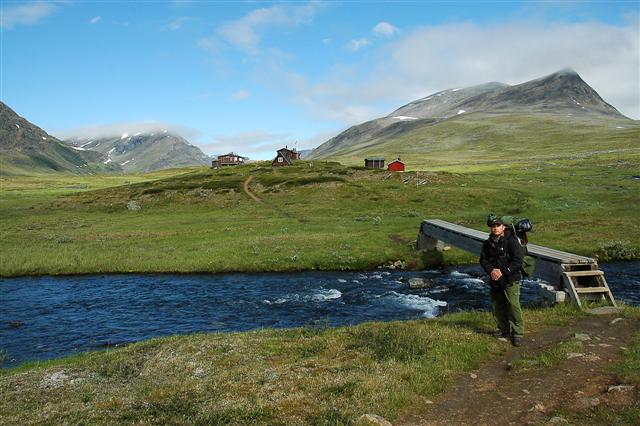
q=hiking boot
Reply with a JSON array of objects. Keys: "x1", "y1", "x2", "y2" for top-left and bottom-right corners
[
  {"x1": 511, "y1": 336, "x2": 522, "y2": 347},
  {"x1": 493, "y1": 330, "x2": 509, "y2": 339}
]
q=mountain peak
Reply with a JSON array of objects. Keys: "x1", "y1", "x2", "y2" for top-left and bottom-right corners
[{"x1": 552, "y1": 67, "x2": 579, "y2": 77}]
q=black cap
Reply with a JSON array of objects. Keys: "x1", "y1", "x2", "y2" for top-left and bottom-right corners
[{"x1": 489, "y1": 217, "x2": 503, "y2": 227}]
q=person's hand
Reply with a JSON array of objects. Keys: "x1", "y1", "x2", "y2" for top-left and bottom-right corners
[{"x1": 490, "y1": 268, "x2": 502, "y2": 281}]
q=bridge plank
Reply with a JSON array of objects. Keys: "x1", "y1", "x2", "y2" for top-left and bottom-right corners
[{"x1": 421, "y1": 219, "x2": 595, "y2": 264}]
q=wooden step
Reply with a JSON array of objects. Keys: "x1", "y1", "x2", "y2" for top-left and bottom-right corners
[
  {"x1": 564, "y1": 270, "x2": 605, "y2": 277},
  {"x1": 575, "y1": 287, "x2": 611, "y2": 294}
]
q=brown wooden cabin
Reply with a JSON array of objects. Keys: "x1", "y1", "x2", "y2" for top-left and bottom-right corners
[
  {"x1": 212, "y1": 152, "x2": 247, "y2": 168},
  {"x1": 272, "y1": 147, "x2": 301, "y2": 167},
  {"x1": 364, "y1": 157, "x2": 385, "y2": 169}
]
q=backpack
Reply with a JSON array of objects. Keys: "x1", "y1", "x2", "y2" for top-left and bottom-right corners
[{"x1": 488, "y1": 214, "x2": 536, "y2": 277}]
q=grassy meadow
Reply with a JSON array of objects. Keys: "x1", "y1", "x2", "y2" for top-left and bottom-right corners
[
  {"x1": 1, "y1": 117, "x2": 639, "y2": 424},
  {"x1": 1, "y1": 145, "x2": 639, "y2": 277},
  {"x1": 5, "y1": 304, "x2": 639, "y2": 424}
]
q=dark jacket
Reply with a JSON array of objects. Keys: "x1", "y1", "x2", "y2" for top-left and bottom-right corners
[{"x1": 480, "y1": 227, "x2": 524, "y2": 288}]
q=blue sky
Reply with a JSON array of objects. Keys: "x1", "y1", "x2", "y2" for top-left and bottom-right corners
[{"x1": 2, "y1": 1, "x2": 639, "y2": 159}]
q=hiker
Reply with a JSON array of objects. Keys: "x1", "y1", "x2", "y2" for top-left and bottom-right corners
[{"x1": 480, "y1": 216, "x2": 525, "y2": 346}]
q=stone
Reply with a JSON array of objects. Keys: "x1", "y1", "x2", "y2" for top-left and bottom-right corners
[
  {"x1": 610, "y1": 317, "x2": 624, "y2": 325},
  {"x1": 572, "y1": 397, "x2": 600, "y2": 410},
  {"x1": 408, "y1": 278, "x2": 433, "y2": 289},
  {"x1": 537, "y1": 284, "x2": 567, "y2": 304},
  {"x1": 607, "y1": 385, "x2": 635, "y2": 393},
  {"x1": 529, "y1": 403, "x2": 545, "y2": 412},
  {"x1": 470, "y1": 373, "x2": 478, "y2": 379},
  {"x1": 9, "y1": 321, "x2": 24, "y2": 329},
  {"x1": 566, "y1": 352, "x2": 584, "y2": 359},
  {"x1": 548, "y1": 416, "x2": 569, "y2": 425},
  {"x1": 574, "y1": 333, "x2": 591, "y2": 341},
  {"x1": 126, "y1": 200, "x2": 141, "y2": 211},
  {"x1": 583, "y1": 353, "x2": 601, "y2": 362},
  {"x1": 356, "y1": 414, "x2": 392, "y2": 426}
]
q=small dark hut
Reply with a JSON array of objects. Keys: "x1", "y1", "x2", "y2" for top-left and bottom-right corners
[
  {"x1": 364, "y1": 157, "x2": 385, "y2": 169},
  {"x1": 272, "y1": 146, "x2": 301, "y2": 167}
]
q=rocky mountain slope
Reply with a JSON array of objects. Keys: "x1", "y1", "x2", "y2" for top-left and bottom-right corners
[
  {"x1": 0, "y1": 102, "x2": 210, "y2": 175},
  {"x1": 307, "y1": 69, "x2": 633, "y2": 160},
  {"x1": 64, "y1": 132, "x2": 210, "y2": 173},
  {"x1": 0, "y1": 102, "x2": 96, "y2": 175},
  {"x1": 65, "y1": 130, "x2": 209, "y2": 173}
]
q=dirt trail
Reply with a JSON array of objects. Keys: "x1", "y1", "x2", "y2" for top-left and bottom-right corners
[
  {"x1": 399, "y1": 312, "x2": 639, "y2": 425},
  {"x1": 243, "y1": 176, "x2": 261, "y2": 202}
]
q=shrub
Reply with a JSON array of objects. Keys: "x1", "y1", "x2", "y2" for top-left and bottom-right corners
[{"x1": 595, "y1": 240, "x2": 639, "y2": 261}]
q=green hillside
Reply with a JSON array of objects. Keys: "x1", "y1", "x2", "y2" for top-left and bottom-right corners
[
  {"x1": 0, "y1": 102, "x2": 98, "y2": 176},
  {"x1": 319, "y1": 113, "x2": 640, "y2": 170},
  {"x1": 1, "y1": 153, "x2": 639, "y2": 276}
]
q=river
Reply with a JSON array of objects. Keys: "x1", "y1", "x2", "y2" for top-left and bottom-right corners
[{"x1": 1, "y1": 262, "x2": 638, "y2": 366}]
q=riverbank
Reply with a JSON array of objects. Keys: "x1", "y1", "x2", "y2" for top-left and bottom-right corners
[
  {"x1": 1, "y1": 158, "x2": 639, "y2": 277},
  {"x1": 2, "y1": 304, "x2": 638, "y2": 424}
]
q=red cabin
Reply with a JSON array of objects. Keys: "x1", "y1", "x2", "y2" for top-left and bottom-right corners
[{"x1": 387, "y1": 158, "x2": 405, "y2": 172}]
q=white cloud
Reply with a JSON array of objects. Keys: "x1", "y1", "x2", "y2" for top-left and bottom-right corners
[
  {"x1": 346, "y1": 38, "x2": 369, "y2": 51},
  {"x1": 200, "y1": 130, "x2": 294, "y2": 159},
  {"x1": 166, "y1": 16, "x2": 191, "y2": 31},
  {"x1": 231, "y1": 89, "x2": 251, "y2": 101},
  {"x1": 385, "y1": 21, "x2": 640, "y2": 119},
  {"x1": 89, "y1": 16, "x2": 101, "y2": 25},
  {"x1": 287, "y1": 19, "x2": 640, "y2": 122},
  {"x1": 373, "y1": 21, "x2": 398, "y2": 37},
  {"x1": 54, "y1": 121, "x2": 200, "y2": 141},
  {"x1": 216, "y1": 1, "x2": 324, "y2": 53},
  {"x1": 1, "y1": 1, "x2": 58, "y2": 29}
]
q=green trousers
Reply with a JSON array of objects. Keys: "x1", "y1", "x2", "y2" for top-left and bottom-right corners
[{"x1": 491, "y1": 282, "x2": 524, "y2": 337}]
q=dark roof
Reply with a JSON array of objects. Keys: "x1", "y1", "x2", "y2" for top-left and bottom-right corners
[
  {"x1": 219, "y1": 152, "x2": 247, "y2": 158},
  {"x1": 365, "y1": 157, "x2": 385, "y2": 161},
  {"x1": 277, "y1": 147, "x2": 297, "y2": 154}
]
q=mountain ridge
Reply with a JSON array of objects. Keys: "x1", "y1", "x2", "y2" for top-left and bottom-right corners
[
  {"x1": 307, "y1": 69, "x2": 633, "y2": 160},
  {"x1": 65, "y1": 132, "x2": 210, "y2": 173},
  {"x1": 0, "y1": 101, "x2": 211, "y2": 175}
]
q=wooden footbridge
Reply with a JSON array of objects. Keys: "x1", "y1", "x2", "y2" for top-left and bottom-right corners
[{"x1": 418, "y1": 219, "x2": 616, "y2": 308}]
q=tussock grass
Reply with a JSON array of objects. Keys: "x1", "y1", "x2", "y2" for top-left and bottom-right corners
[{"x1": 1, "y1": 305, "x2": 600, "y2": 425}]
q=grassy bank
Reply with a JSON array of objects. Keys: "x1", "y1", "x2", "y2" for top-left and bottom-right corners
[
  {"x1": 7, "y1": 304, "x2": 636, "y2": 424},
  {"x1": 1, "y1": 154, "x2": 639, "y2": 277}
]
